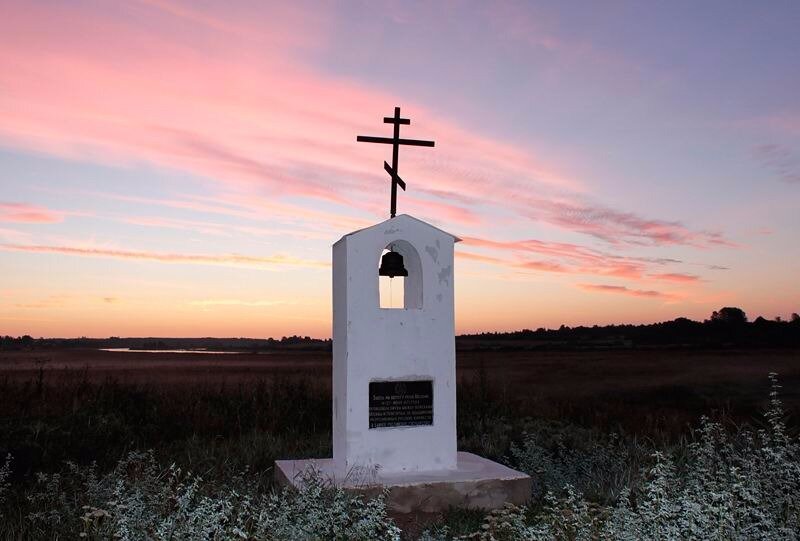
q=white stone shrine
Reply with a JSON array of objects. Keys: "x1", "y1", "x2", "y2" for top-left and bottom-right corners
[
  {"x1": 333, "y1": 214, "x2": 457, "y2": 474},
  {"x1": 275, "y1": 213, "x2": 531, "y2": 512}
]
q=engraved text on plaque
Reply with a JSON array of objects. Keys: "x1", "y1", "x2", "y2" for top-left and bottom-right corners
[{"x1": 368, "y1": 380, "x2": 433, "y2": 428}]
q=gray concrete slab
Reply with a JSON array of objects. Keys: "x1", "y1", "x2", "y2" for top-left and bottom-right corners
[{"x1": 274, "y1": 451, "x2": 532, "y2": 513}]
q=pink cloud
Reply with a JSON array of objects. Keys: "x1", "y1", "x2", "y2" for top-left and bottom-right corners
[
  {"x1": 456, "y1": 251, "x2": 512, "y2": 265},
  {"x1": 0, "y1": 202, "x2": 63, "y2": 224},
  {"x1": 0, "y1": 243, "x2": 328, "y2": 269},
  {"x1": 460, "y1": 234, "x2": 724, "y2": 284},
  {"x1": 578, "y1": 283, "x2": 679, "y2": 300},
  {"x1": 537, "y1": 200, "x2": 734, "y2": 248},
  {"x1": 396, "y1": 195, "x2": 482, "y2": 226},
  {"x1": 753, "y1": 143, "x2": 800, "y2": 184},
  {"x1": 516, "y1": 260, "x2": 569, "y2": 273},
  {"x1": 0, "y1": 1, "x2": 730, "y2": 251},
  {"x1": 461, "y1": 235, "x2": 648, "y2": 278},
  {"x1": 121, "y1": 215, "x2": 330, "y2": 240},
  {"x1": 0, "y1": 227, "x2": 33, "y2": 244},
  {"x1": 121, "y1": 216, "x2": 230, "y2": 237},
  {"x1": 648, "y1": 272, "x2": 700, "y2": 283},
  {"x1": 755, "y1": 113, "x2": 800, "y2": 137},
  {"x1": 83, "y1": 190, "x2": 370, "y2": 236}
]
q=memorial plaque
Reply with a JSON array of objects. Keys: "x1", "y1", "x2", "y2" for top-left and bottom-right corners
[{"x1": 369, "y1": 380, "x2": 433, "y2": 428}]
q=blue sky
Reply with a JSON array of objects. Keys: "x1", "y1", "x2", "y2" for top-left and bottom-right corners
[{"x1": 1, "y1": 1, "x2": 798, "y2": 337}]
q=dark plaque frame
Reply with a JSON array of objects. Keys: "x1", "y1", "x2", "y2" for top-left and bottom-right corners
[{"x1": 368, "y1": 380, "x2": 433, "y2": 429}]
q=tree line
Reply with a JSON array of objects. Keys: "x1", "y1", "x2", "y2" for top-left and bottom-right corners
[
  {"x1": 2, "y1": 307, "x2": 799, "y2": 351},
  {"x1": 458, "y1": 307, "x2": 800, "y2": 350}
]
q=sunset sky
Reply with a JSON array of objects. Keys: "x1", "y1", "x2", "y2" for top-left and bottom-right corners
[{"x1": 2, "y1": 1, "x2": 799, "y2": 338}]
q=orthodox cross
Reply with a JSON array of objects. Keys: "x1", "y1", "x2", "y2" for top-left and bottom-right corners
[{"x1": 357, "y1": 106, "x2": 435, "y2": 218}]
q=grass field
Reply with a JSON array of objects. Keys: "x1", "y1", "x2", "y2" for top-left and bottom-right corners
[
  {"x1": 3, "y1": 346, "x2": 799, "y2": 427},
  {"x1": 1, "y1": 347, "x2": 798, "y2": 538}
]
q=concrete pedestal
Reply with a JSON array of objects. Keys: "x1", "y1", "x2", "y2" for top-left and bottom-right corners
[{"x1": 274, "y1": 451, "x2": 531, "y2": 513}]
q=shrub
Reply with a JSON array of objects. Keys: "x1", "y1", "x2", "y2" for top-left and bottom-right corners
[
  {"x1": 20, "y1": 451, "x2": 400, "y2": 540},
  {"x1": 4, "y1": 374, "x2": 799, "y2": 539},
  {"x1": 509, "y1": 421, "x2": 647, "y2": 503},
  {"x1": 435, "y1": 373, "x2": 800, "y2": 540},
  {"x1": 0, "y1": 453, "x2": 11, "y2": 514}
]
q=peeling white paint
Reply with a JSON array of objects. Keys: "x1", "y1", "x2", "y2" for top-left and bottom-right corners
[
  {"x1": 425, "y1": 245, "x2": 439, "y2": 264},
  {"x1": 437, "y1": 265, "x2": 452, "y2": 286}
]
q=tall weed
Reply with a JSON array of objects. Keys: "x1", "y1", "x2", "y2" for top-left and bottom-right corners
[{"x1": 19, "y1": 450, "x2": 400, "y2": 540}]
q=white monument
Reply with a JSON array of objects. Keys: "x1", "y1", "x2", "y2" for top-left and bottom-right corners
[
  {"x1": 275, "y1": 108, "x2": 530, "y2": 512},
  {"x1": 332, "y1": 214, "x2": 458, "y2": 475}
]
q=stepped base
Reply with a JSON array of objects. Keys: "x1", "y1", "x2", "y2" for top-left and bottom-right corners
[{"x1": 274, "y1": 451, "x2": 531, "y2": 513}]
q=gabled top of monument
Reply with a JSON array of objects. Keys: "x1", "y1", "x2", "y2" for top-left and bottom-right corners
[{"x1": 335, "y1": 214, "x2": 461, "y2": 245}]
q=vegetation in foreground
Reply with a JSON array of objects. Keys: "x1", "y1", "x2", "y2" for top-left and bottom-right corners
[{"x1": 0, "y1": 366, "x2": 798, "y2": 539}]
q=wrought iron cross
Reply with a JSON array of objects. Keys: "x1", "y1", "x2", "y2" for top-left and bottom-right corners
[{"x1": 357, "y1": 107, "x2": 435, "y2": 218}]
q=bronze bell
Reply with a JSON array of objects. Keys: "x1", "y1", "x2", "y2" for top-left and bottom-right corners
[{"x1": 378, "y1": 250, "x2": 408, "y2": 278}]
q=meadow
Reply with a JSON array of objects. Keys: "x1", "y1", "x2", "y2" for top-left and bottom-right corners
[{"x1": 1, "y1": 347, "x2": 799, "y2": 539}]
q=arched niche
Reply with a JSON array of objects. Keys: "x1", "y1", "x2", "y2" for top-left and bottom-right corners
[{"x1": 378, "y1": 239, "x2": 423, "y2": 310}]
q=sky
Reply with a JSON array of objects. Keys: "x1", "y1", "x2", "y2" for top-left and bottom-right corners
[{"x1": 1, "y1": 0, "x2": 799, "y2": 338}]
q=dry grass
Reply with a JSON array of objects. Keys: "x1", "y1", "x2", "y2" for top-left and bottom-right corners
[
  {"x1": 2, "y1": 346, "x2": 798, "y2": 439},
  {"x1": 1, "y1": 347, "x2": 799, "y2": 539}
]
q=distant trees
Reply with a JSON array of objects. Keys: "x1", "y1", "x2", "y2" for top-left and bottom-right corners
[
  {"x1": 709, "y1": 307, "x2": 747, "y2": 325},
  {"x1": 3, "y1": 306, "x2": 798, "y2": 352},
  {"x1": 458, "y1": 306, "x2": 800, "y2": 350},
  {"x1": 0, "y1": 334, "x2": 33, "y2": 350}
]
